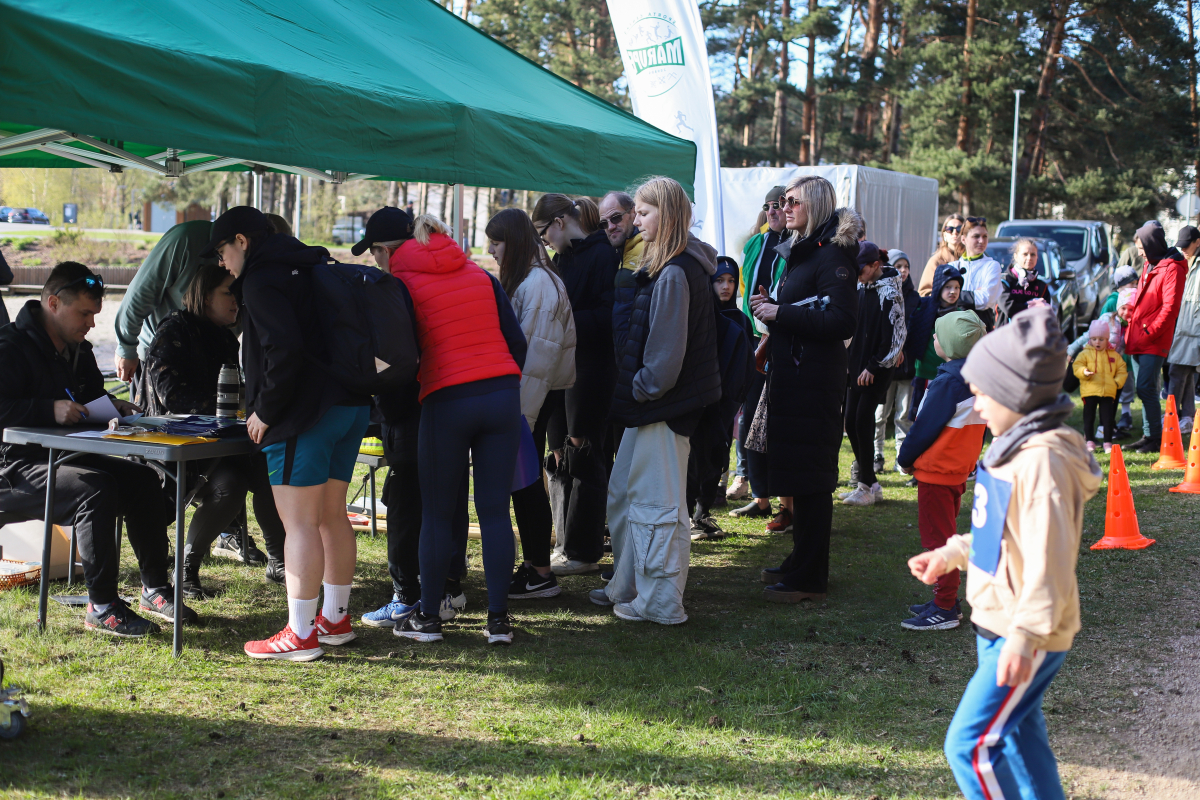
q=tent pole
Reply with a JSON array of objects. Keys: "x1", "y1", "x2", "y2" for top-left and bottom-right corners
[
  {"x1": 253, "y1": 171, "x2": 263, "y2": 209},
  {"x1": 292, "y1": 173, "x2": 302, "y2": 238},
  {"x1": 452, "y1": 184, "x2": 464, "y2": 248}
]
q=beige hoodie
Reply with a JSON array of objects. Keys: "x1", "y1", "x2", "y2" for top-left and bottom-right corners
[{"x1": 934, "y1": 426, "x2": 1102, "y2": 657}]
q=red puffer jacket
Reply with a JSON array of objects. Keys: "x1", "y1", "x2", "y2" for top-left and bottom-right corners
[
  {"x1": 1126, "y1": 253, "x2": 1188, "y2": 358},
  {"x1": 390, "y1": 232, "x2": 520, "y2": 401}
]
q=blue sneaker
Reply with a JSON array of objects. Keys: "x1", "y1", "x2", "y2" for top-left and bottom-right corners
[
  {"x1": 361, "y1": 596, "x2": 417, "y2": 629},
  {"x1": 908, "y1": 599, "x2": 964, "y2": 618},
  {"x1": 901, "y1": 600, "x2": 962, "y2": 631}
]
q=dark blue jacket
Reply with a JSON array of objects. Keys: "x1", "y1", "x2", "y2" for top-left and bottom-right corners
[
  {"x1": 905, "y1": 264, "x2": 965, "y2": 368},
  {"x1": 897, "y1": 358, "x2": 972, "y2": 469}
]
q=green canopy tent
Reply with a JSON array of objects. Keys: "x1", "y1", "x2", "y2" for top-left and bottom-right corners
[{"x1": 0, "y1": 0, "x2": 696, "y2": 220}]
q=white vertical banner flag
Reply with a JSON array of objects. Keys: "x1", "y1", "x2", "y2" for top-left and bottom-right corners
[{"x1": 607, "y1": 0, "x2": 725, "y2": 254}]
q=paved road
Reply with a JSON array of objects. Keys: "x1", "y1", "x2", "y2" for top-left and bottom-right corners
[{"x1": 4, "y1": 292, "x2": 122, "y2": 370}]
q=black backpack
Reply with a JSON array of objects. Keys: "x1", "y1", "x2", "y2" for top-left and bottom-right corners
[{"x1": 310, "y1": 260, "x2": 419, "y2": 395}]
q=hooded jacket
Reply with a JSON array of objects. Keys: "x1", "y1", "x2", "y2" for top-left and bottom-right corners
[
  {"x1": 114, "y1": 220, "x2": 215, "y2": 360},
  {"x1": 934, "y1": 426, "x2": 1102, "y2": 656},
  {"x1": 947, "y1": 252, "x2": 1003, "y2": 321},
  {"x1": 897, "y1": 359, "x2": 985, "y2": 485},
  {"x1": 234, "y1": 233, "x2": 360, "y2": 446},
  {"x1": 906, "y1": 264, "x2": 964, "y2": 380},
  {"x1": 764, "y1": 208, "x2": 862, "y2": 495},
  {"x1": 610, "y1": 235, "x2": 721, "y2": 436},
  {"x1": 892, "y1": 273, "x2": 920, "y2": 381},
  {"x1": 143, "y1": 309, "x2": 240, "y2": 417},
  {"x1": 0, "y1": 299, "x2": 107, "y2": 461},
  {"x1": 1168, "y1": 250, "x2": 1200, "y2": 367},
  {"x1": 390, "y1": 232, "x2": 523, "y2": 402},
  {"x1": 739, "y1": 227, "x2": 787, "y2": 332},
  {"x1": 847, "y1": 265, "x2": 906, "y2": 380},
  {"x1": 1072, "y1": 342, "x2": 1127, "y2": 398},
  {"x1": 1126, "y1": 251, "x2": 1187, "y2": 358},
  {"x1": 511, "y1": 265, "x2": 576, "y2": 428}
]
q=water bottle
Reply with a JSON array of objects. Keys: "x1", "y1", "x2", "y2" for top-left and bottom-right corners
[{"x1": 217, "y1": 364, "x2": 240, "y2": 419}]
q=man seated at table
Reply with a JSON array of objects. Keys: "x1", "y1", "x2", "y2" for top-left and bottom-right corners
[{"x1": 0, "y1": 261, "x2": 197, "y2": 637}]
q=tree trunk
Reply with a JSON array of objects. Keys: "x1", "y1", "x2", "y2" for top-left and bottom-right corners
[
  {"x1": 800, "y1": 0, "x2": 817, "y2": 164},
  {"x1": 1189, "y1": 0, "x2": 1198, "y2": 199},
  {"x1": 282, "y1": 172, "x2": 296, "y2": 223},
  {"x1": 954, "y1": 0, "x2": 977, "y2": 153},
  {"x1": 850, "y1": 0, "x2": 884, "y2": 158},
  {"x1": 772, "y1": 0, "x2": 792, "y2": 165},
  {"x1": 387, "y1": 180, "x2": 400, "y2": 207},
  {"x1": 1015, "y1": 1, "x2": 1070, "y2": 215}
]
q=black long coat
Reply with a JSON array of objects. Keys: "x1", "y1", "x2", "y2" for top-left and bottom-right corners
[{"x1": 764, "y1": 209, "x2": 862, "y2": 496}]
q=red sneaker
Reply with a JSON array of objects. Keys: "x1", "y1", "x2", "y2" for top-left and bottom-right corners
[
  {"x1": 765, "y1": 507, "x2": 793, "y2": 533},
  {"x1": 314, "y1": 613, "x2": 357, "y2": 645},
  {"x1": 244, "y1": 626, "x2": 324, "y2": 661}
]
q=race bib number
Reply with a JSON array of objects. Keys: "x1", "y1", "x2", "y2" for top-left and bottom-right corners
[{"x1": 969, "y1": 464, "x2": 1013, "y2": 576}]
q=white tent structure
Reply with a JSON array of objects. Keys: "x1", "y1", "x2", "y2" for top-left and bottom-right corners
[{"x1": 721, "y1": 165, "x2": 940, "y2": 284}]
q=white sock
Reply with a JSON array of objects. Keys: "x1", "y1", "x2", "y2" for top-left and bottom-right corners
[
  {"x1": 322, "y1": 583, "x2": 352, "y2": 624},
  {"x1": 92, "y1": 601, "x2": 112, "y2": 614},
  {"x1": 288, "y1": 596, "x2": 319, "y2": 639}
]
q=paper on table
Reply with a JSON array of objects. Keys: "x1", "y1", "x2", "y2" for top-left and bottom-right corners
[
  {"x1": 80, "y1": 394, "x2": 142, "y2": 425},
  {"x1": 66, "y1": 429, "x2": 111, "y2": 439}
]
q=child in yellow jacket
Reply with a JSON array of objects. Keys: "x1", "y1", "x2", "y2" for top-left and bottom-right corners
[{"x1": 1072, "y1": 319, "x2": 1127, "y2": 453}]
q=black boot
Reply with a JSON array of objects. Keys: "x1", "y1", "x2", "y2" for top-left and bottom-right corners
[{"x1": 180, "y1": 551, "x2": 213, "y2": 600}]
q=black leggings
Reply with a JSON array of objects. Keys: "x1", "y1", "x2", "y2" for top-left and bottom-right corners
[
  {"x1": 845, "y1": 381, "x2": 889, "y2": 487},
  {"x1": 184, "y1": 454, "x2": 285, "y2": 564},
  {"x1": 511, "y1": 392, "x2": 555, "y2": 568},
  {"x1": 1082, "y1": 396, "x2": 1116, "y2": 444}
]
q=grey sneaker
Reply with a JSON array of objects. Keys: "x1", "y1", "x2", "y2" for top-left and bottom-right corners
[
  {"x1": 841, "y1": 483, "x2": 877, "y2": 507},
  {"x1": 588, "y1": 588, "x2": 614, "y2": 607},
  {"x1": 550, "y1": 555, "x2": 599, "y2": 575}
]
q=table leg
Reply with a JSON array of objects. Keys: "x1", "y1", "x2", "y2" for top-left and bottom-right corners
[
  {"x1": 369, "y1": 467, "x2": 378, "y2": 539},
  {"x1": 67, "y1": 527, "x2": 77, "y2": 588},
  {"x1": 37, "y1": 448, "x2": 59, "y2": 632},
  {"x1": 173, "y1": 462, "x2": 185, "y2": 657}
]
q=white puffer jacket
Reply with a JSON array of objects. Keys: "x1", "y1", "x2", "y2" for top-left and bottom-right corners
[{"x1": 511, "y1": 265, "x2": 577, "y2": 427}]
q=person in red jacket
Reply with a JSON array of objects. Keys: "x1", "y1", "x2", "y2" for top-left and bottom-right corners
[
  {"x1": 388, "y1": 215, "x2": 528, "y2": 646},
  {"x1": 1125, "y1": 222, "x2": 1188, "y2": 453}
]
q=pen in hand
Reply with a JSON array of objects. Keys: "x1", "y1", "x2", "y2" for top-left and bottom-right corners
[{"x1": 64, "y1": 388, "x2": 88, "y2": 418}]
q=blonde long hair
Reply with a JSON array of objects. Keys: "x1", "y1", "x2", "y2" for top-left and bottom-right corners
[
  {"x1": 634, "y1": 176, "x2": 692, "y2": 277},
  {"x1": 784, "y1": 175, "x2": 836, "y2": 241}
]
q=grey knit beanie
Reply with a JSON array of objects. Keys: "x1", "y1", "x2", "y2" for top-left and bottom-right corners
[{"x1": 960, "y1": 305, "x2": 1067, "y2": 414}]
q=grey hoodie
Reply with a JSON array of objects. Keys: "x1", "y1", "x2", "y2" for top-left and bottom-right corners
[{"x1": 632, "y1": 234, "x2": 718, "y2": 402}]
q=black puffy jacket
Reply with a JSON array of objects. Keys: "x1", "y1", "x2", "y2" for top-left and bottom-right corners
[
  {"x1": 554, "y1": 230, "x2": 619, "y2": 370},
  {"x1": 764, "y1": 209, "x2": 863, "y2": 496},
  {"x1": 143, "y1": 310, "x2": 240, "y2": 417}
]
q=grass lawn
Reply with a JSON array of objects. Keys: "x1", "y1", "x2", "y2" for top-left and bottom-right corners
[{"x1": 0, "y1": 399, "x2": 1196, "y2": 798}]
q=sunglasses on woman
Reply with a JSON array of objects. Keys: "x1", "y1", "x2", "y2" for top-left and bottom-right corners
[
  {"x1": 782, "y1": 197, "x2": 803, "y2": 209},
  {"x1": 943, "y1": 225, "x2": 962, "y2": 234}
]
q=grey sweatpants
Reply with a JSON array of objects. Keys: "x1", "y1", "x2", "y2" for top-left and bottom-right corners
[
  {"x1": 605, "y1": 421, "x2": 691, "y2": 625},
  {"x1": 873, "y1": 378, "x2": 913, "y2": 461}
]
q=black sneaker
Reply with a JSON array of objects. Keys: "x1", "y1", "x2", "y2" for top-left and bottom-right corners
[
  {"x1": 690, "y1": 516, "x2": 725, "y2": 541},
  {"x1": 908, "y1": 599, "x2": 964, "y2": 620},
  {"x1": 85, "y1": 598, "x2": 160, "y2": 637},
  {"x1": 139, "y1": 587, "x2": 200, "y2": 625},
  {"x1": 212, "y1": 532, "x2": 266, "y2": 566},
  {"x1": 393, "y1": 610, "x2": 443, "y2": 642},
  {"x1": 729, "y1": 501, "x2": 772, "y2": 518},
  {"x1": 600, "y1": 570, "x2": 613, "y2": 583},
  {"x1": 873, "y1": 456, "x2": 885, "y2": 474},
  {"x1": 849, "y1": 460, "x2": 861, "y2": 486},
  {"x1": 508, "y1": 564, "x2": 562, "y2": 600},
  {"x1": 264, "y1": 558, "x2": 286, "y2": 585},
  {"x1": 485, "y1": 611, "x2": 515, "y2": 646},
  {"x1": 905, "y1": 476, "x2": 918, "y2": 488}
]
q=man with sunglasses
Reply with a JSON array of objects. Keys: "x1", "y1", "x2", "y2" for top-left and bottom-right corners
[
  {"x1": 947, "y1": 217, "x2": 1002, "y2": 331},
  {"x1": 0, "y1": 262, "x2": 191, "y2": 637},
  {"x1": 727, "y1": 186, "x2": 788, "y2": 520}
]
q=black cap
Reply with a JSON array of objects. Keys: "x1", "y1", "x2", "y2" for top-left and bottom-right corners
[
  {"x1": 352, "y1": 207, "x2": 414, "y2": 255},
  {"x1": 201, "y1": 206, "x2": 271, "y2": 258},
  {"x1": 1176, "y1": 225, "x2": 1200, "y2": 250},
  {"x1": 856, "y1": 241, "x2": 885, "y2": 267}
]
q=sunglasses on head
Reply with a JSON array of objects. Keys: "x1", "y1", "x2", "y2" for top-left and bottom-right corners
[
  {"x1": 53, "y1": 274, "x2": 104, "y2": 296},
  {"x1": 597, "y1": 210, "x2": 628, "y2": 230},
  {"x1": 967, "y1": 216, "x2": 987, "y2": 226},
  {"x1": 762, "y1": 201, "x2": 781, "y2": 211}
]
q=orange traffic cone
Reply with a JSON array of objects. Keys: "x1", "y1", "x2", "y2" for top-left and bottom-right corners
[
  {"x1": 1091, "y1": 444, "x2": 1155, "y2": 550},
  {"x1": 1170, "y1": 414, "x2": 1200, "y2": 493},
  {"x1": 1152, "y1": 395, "x2": 1187, "y2": 469}
]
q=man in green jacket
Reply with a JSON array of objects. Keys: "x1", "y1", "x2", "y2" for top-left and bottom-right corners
[{"x1": 113, "y1": 220, "x2": 214, "y2": 384}]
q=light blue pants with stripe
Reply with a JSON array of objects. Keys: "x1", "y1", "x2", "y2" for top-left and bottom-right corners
[{"x1": 945, "y1": 634, "x2": 1068, "y2": 800}]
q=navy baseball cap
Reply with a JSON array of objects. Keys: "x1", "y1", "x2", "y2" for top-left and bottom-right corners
[{"x1": 202, "y1": 206, "x2": 271, "y2": 258}]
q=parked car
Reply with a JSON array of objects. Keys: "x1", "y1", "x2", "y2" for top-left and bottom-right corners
[
  {"x1": 0, "y1": 207, "x2": 51, "y2": 225},
  {"x1": 331, "y1": 215, "x2": 366, "y2": 246},
  {"x1": 987, "y1": 236, "x2": 1081, "y2": 338},
  {"x1": 995, "y1": 219, "x2": 1113, "y2": 326},
  {"x1": 0, "y1": 207, "x2": 50, "y2": 225}
]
